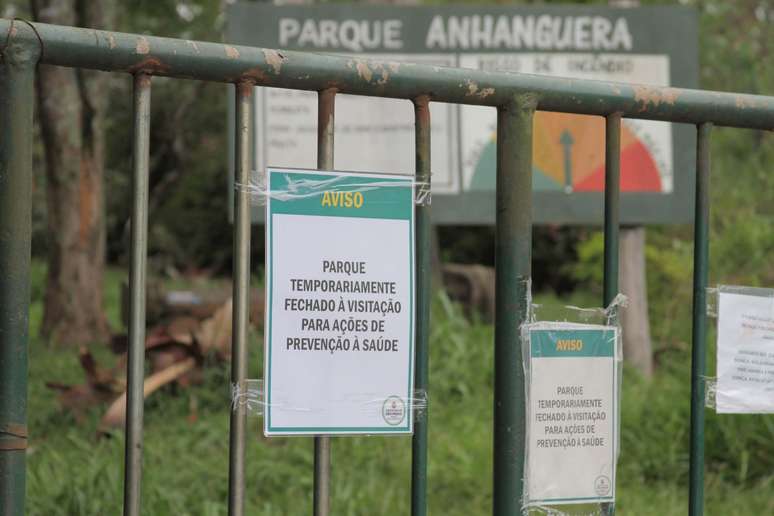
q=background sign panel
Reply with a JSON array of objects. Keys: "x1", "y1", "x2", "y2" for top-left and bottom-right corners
[{"x1": 227, "y1": 4, "x2": 699, "y2": 224}]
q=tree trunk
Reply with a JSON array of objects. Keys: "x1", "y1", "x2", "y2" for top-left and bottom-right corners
[
  {"x1": 32, "y1": 0, "x2": 115, "y2": 345},
  {"x1": 619, "y1": 227, "x2": 654, "y2": 378}
]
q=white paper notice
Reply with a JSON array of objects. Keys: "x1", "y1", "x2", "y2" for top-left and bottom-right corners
[
  {"x1": 717, "y1": 290, "x2": 774, "y2": 413},
  {"x1": 264, "y1": 168, "x2": 415, "y2": 435},
  {"x1": 524, "y1": 323, "x2": 619, "y2": 507}
]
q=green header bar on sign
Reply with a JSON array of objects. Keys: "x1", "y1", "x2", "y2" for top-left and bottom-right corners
[
  {"x1": 268, "y1": 169, "x2": 413, "y2": 221},
  {"x1": 530, "y1": 328, "x2": 616, "y2": 358}
]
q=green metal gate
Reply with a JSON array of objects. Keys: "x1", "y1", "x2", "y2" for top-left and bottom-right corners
[{"x1": 1, "y1": 18, "x2": 773, "y2": 516}]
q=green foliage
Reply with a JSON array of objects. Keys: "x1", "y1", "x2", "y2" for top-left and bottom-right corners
[
  {"x1": 103, "y1": 41, "x2": 236, "y2": 273},
  {"x1": 701, "y1": 0, "x2": 774, "y2": 285},
  {"x1": 572, "y1": 230, "x2": 695, "y2": 352},
  {"x1": 24, "y1": 271, "x2": 774, "y2": 515}
]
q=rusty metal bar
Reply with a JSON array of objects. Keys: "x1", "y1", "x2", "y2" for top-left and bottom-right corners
[
  {"x1": 228, "y1": 81, "x2": 253, "y2": 516},
  {"x1": 0, "y1": 20, "x2": 772, "y2": 129},
  {"x1": 123, "y1": 72, "x2": 152, "y2": 516},
  {"x1": 313, "y1": 87, "x2": 336, "y2": 516},
  {"x1": 603, "y1": 113, "x2": 622, "y2": 308},
  {"x1": 411, "y1": 95, "x2": 431, "y2": 516},
  {"x1": 0, "y1": 19, "x2": 40, "y2": 516},
  {"x1": 493, "y1": 95, "x2": 536, "y2": 515}
]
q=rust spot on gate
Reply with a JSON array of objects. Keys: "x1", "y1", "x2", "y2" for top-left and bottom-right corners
[
  {"x1": 127, "y1": 57, "x2": 170, "y2": 75},
  {"x1": 633, "y1": 86, "x2": 680, "y2": 111},
  {"x1": 135, "y1": 36, "x2": 150, "y2": 55},
  {"x1": 225, "y1": 46, "x2": 240, "y2": 60},
  {"x1": 463, "y1": 80, "x2": 495, "y2": 99},
  {"x1": 240, "y1": 66, "x2": 269, "y2": 84},
  {"x1": 237, "y1": 80, "x2": 255, "y2": 98},
  {"x1": 355, "y1": 61, "x2": 373, "y2": 82},
  {"x1": 263, "y1": 49, "x2": 286, "y2": 74}
]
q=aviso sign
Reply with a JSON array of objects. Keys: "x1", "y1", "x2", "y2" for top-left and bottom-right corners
[
  {"x1": 226, "y1": 4, "x2": 699, "y2": 224},
  {"x1": 264, "y1": 168, "x2": 416, "y2": 435},
  {"x1": 523, "y1": 323, "x2": 620, "y2": 506}
]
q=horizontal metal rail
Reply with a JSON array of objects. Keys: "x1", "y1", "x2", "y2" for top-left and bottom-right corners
[{"x1": 1, "y1": 19, "x2": 773, "y2": 129}]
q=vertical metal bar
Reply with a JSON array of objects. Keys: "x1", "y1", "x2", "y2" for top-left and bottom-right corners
[
  {"x1": 228, "y1": 81, "x2": 254, "y2": 516},
  {"x1": 689, "y1": 123, "x2": 712, "y2": 516},
  {"x1": 123, "y1": 73, "x2": 152, "y2": 516},
  {"x1": 603, "y1": 114, "x2": 622, "y2": 307},
  {"x1": 493, "y1": 95, "x2": 536, "y2": 516},
  {"x1": 411, "y1": 96, "x2": 431, "y2": 516},
  {"x1": 314, "y1": 88, "x2": 336, "y2": 516},
  {"x1": 601, "y1": 113, "x2": 622, "y2": 516},
  {"x1": 0, "y1": 21, "x2": 40, "y2": 516}
]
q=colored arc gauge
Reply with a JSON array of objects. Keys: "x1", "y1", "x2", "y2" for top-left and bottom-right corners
[{"x1": 470, "y1": 112, "x2": 664, "y2": 193}]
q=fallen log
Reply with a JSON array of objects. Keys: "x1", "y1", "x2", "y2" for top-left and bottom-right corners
[
  {"x1": 99, "y1": 357, "x2": 198, "y2": 431},
  {"x1": 50, "y1": 287, "x2": 266, "y2": 432}
]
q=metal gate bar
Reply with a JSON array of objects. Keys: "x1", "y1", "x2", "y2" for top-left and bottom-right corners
[
  {"x1": 313, "y1": 88, "x2": 336, "y2": 516},
  {"x1": 123, "y1": 72, "x2": 152, "y2": 516},
  {"x1": 228, "y1": 80, "x2": 254, "y2": 516},
  {"x1": 0, "y1": 21, "x2": 40, "y2": 516},
  {"x1": 492, "y1": 95, "x2": 536, "y2": 513},
  {"x1": 689, "y1": 122, "x2": 712, "y2": 516},
  {"x1": 603, "y1": 113, "x2": 622, "y2": 308},
  {"x1": 601, "y1": 112, "x2": 622, "y2": 516},
  {"x1": 411, "y1": 95, "x2": 432, "y2": 516},
  {"x1": 0, "y1": 21, "x2": 770, "y2": 128}
]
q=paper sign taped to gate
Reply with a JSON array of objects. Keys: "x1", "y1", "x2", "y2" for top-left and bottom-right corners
[
  {"x1": 716, "y1": 288, "x2": 774, "y2": 413},
  {"x1": 264, "y1": 167, "x2": 415, "y2": 435},
  {"x1": 523, "y1": 323, "x2": 619, "y2": 507}
]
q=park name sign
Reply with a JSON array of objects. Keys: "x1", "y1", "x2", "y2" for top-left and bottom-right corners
[
  {"x1": 226, "y1": 4, "x2": 698, "y2": 224},
  {"x1": 263, "y1": 168, "x2": 416, "y2": 435}
]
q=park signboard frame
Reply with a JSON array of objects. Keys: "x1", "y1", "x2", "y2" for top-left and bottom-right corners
[{"x1": 226, "y1": 3, "x2": 698, "y2": 225}]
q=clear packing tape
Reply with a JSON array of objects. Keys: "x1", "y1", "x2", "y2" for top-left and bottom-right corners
[
  {"x1": 232, "y1": 379, "x2": 429, "y2": 423},
  {"x1": 235, "y1": 170, "x2": 431, "y2": 206},
  {"x1": 704, "y1": 376, "x2": 718, "y2": 409},
  {"x1": 530, "y1": 290, "x2": 629, "y2": 327},
  {"x1": 703, "y1": 285, "x2": 727, "y2": 409},
  {"x1": 521, "y1": 288, "x2": 627, "y2": 515},
  {"x1": 706, "y1": 284, "x2": 774, "y2": 318}
]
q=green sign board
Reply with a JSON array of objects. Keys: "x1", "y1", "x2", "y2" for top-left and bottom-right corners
[{"x1": 226, "y1": 3, "x2": 698, "y2": 225}]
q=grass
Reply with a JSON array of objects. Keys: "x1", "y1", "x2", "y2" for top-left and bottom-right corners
[{"x1": 23, "y1": 265, "x2": 774, "y2": 514}]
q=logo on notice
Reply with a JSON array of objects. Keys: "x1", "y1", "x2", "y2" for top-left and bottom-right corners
[
  {"x1": 382, "y1": 396, "x2": 406, "y2": 425},
  {"x1": 594, "y1": 475, "x2": 611, "y2": 496}
]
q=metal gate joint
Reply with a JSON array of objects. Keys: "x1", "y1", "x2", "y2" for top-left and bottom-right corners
[{"x1": 1, "y1": 19, "x2": 42, "y2": 67}]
